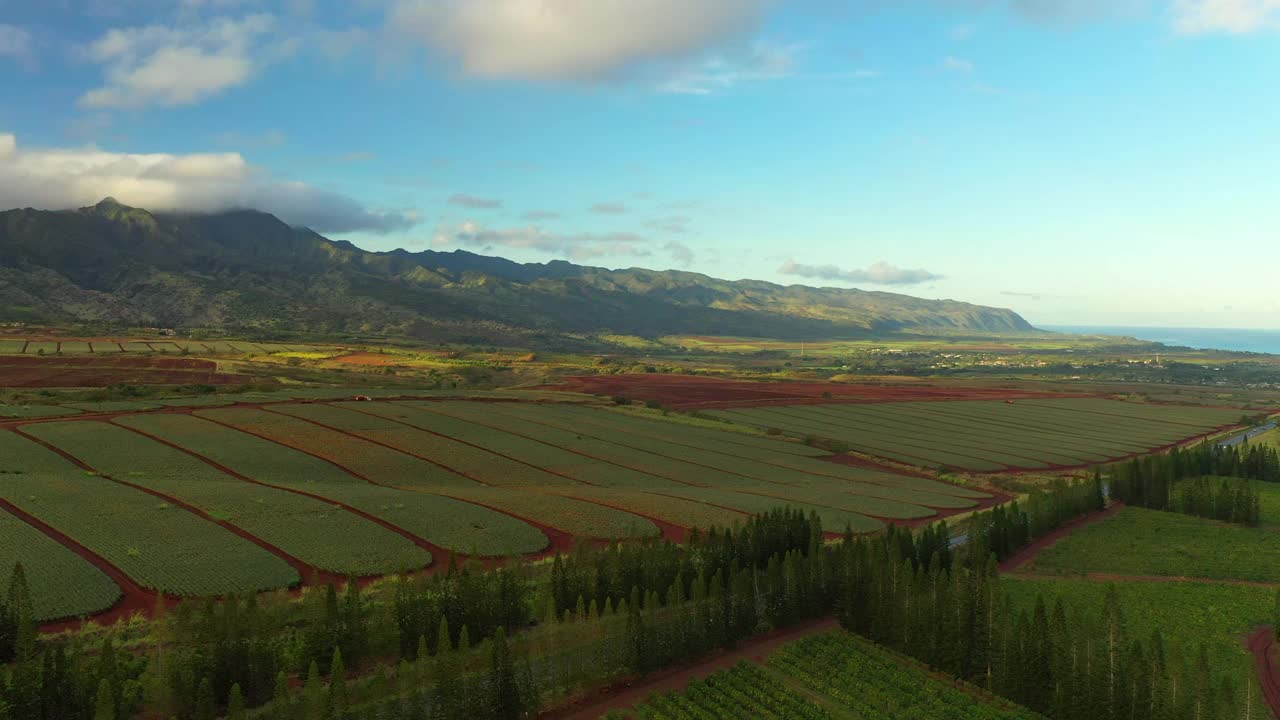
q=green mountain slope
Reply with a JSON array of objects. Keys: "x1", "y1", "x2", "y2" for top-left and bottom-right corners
[{"x1": 0, "y1": 199, "x2": 1034, "y2": 341}]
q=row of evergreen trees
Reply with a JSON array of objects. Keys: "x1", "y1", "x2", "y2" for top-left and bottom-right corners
[
  {"x1": 1110, "y1": 443, "x2": 1263, "y2": 525},
  {"x1": 837, "y1": 524, "x2": 1251, "y2": 720}
]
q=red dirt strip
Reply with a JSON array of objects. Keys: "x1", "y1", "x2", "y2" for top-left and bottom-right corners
[
  {"x1": 0, "y1": 355, "x2": 252, "y2": 388},
  {"x1": 1247, "y1": 627, "x2": 1280, "y2": 720},
  {"x1": 539, "y1": 616, "x2": 841, "y2": 720},
  {"x1": 999, "y1": 501, "x2": 1126, "y2": 573},
  {"x1": 543, "y1": 374, "x2": 1091, "y2": 410}
]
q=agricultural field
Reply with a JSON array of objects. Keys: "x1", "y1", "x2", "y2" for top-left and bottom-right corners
[
  {"x1": 610, "y1": 632, "x2": 1042, "y2": 720},
  {"x1": 0, "y1": 510, "x2": 122, "y2": 622},
  {"x1": 0, "y1": 430, "x2": 299, "y2": 596},
  {"x1": 1001, "y1": 576, "x2": 1272, "y2": 717},
  {"x1": 550, "y1": 373, "x2": 1074, "y2": 410},
  {"x1": 1017, "y1": 506, "x2": 1280, "y2": 582},
  {"x1": 0, "y1": 397, "x2": 1006, "y2": 623},
  {"x1": 0, "y1": 355, "x2": 253, "y2": 388},
  {"x1": 23, "y1": 421, "x2": 433, "y2": 576},
  {"x1": 0, "y1": 337, "x2": 341, "y2": 356},
  {"x1": 708, "y1": 398, "x2": 1243, "y2": 472},
  {"x1": 120, "y1": 413, "x2": 550, "y2": 557},
  {"x1": 0, "y1": 404, "x2": 82, "y2": 418}
]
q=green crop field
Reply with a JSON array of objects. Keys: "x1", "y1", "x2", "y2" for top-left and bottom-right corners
[
  {"x1": 0, "y1": 339, "x2": 26, "y2": 354},
  {"x1": 270, "y1": 402, "x2": 575, "y2": 488},
  {"x1": 1019, "y1": 505, "x2": 1280, "y2": 583},
  {"x1": 27, "y1": 420, "x2": 432, "y2": 576},
  {"x1": 708, "y1": 398, "x2": 1242, "y2": 471},
  {"x1": 768, "y1": 632, "x2": 1043, "y2": 719},
  {"x1": 0, "y1": 510, "x2": 122, "y2": 622},
  {"x1": 1002, "y1": 577, "x2": 1270, "y2": 718},
  {"x1": 0, "y1": 404, "x2": 82, "y2": 418},
  {"x1": 57, "y1": 341, "x2": 92, "y2": 354},
  {"x1": 121, "y1": 413, "x2": 549, "y2": 556},
  {"x1": 616, "y1": 662, "x2": 833, "y2": 720},
  {"x1": 64, "y1": 401, "x2": 162, "y2": 413},
  {"x1": 0, "y1": 430, "x2": 299, "y2": 596},
  {"x1": 613, "y1": 633, "x2": 1041, "y2": 720}
]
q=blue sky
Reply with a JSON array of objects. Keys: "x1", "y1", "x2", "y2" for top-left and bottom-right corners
[{"x1": 1, "y1": 1, "x2": 1278, "y2": 328}]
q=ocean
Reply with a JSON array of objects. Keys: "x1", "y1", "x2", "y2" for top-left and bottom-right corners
[{"x1": 1044, "y1": 326, "x2": 1280, "y2": 355}]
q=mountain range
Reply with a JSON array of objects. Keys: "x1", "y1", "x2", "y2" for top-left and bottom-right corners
[{"x1": 0, "y1": 198, "x2": 1034, "y2": 344}]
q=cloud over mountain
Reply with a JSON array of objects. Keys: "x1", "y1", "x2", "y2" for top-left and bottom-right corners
[
  {"x1": 779, "y1": 260, "x2": 943, "y2": 285},
  {"x1": 0, "y1": 132, "x2": 416, "y2": 234}
]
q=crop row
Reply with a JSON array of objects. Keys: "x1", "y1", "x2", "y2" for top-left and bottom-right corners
[
  {"x1": 493, "y1": 403, "x2": 985, "y2": 507},
  {"x1": 404, "y1": 402, "x2": 905, "y2": 530},
  {"x1": 709, "y1": 399, "x2": 1237, "y2": 471},
  {"x1": 0, "y1": 430, "x2": 299, "y2": 596},
  {"x1": 128, "y1": 414, "x2": 550, "y2": 556},
  {"x1": 768, "y1": 632, "x2": 1044, "y2": 719},
  {"x1": 26, "y1": 420, "x2": 433, "y2": 576},
  {"x1": 0, "y1": 508, "x2": 122, "y2": 622},
  {"x1": 622, "y1": 662, "x2": 832, "y2": 720}
]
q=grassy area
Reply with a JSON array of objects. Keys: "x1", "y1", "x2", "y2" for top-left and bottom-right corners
[{"x1": 1024, "y1": 505, "x2": 1280, "y2": 582}]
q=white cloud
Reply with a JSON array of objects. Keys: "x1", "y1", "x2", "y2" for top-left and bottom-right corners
[
  {"x1": 80, "y1": 14, "x2": 285, "y2": 108},
  {"x1": 0, "y1": 24, "x2": 33, "y2": 65},
  {"x1": 779, "y1": 260, "x2": 943, "y2": 286},
  {"x1": 0, "y1": 132, "x2": 416, "y2": 234},
  {"x1": 389, "y1": 0, "x2": 770, "y2": 81},
  {"x1": 658, "y1": 42, "x2": 797, "y2": 95},
  {"x1": 943, "y1": 56, "x2": 974, "y2": 73},
  {"x1": 1173, "y1": 0, "x2": 1280, "y2": 33},
  {"x1": 664, "y1": 241, "x2": 695, "y2": 266},
  {"x1": 433, "y1": 220, "x2": 652, "y2": 261},
  {"x1": 449, "y1": 193, "x2": 502, "y2": 209}
]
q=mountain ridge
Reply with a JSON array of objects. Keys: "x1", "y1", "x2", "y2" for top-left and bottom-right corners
[{"x1": 0, "y1": 199, "x2": 1035, "y2": 343}]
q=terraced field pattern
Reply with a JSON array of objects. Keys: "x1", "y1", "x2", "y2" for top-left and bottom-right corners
[
  {"x1": 0, "y1": 399, "x2": 992, "y2": 623},
  {"x1": 707, "y1": 398, "x2": 1243, "y2": 472}
]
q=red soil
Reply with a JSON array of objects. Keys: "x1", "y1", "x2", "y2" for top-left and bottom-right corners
[
  {"x1": 999, "y1": 501, "x2": 1126, "y2": 573},
  {"x1": 332, "y1": 352, "x2": 413, "y2": 366},
  {"x1": 539, "y1": 616, "x2": 842, "y2": 720},
  {"x1": 0, "y1": 355, "x2": 253, "y2": 388},
  {"x1": 1247, "y1": 626, "x2": 1280, "y2": 719},
  {"x1": 544, "y1": 374, "x2": 1088, "y2": 410}
]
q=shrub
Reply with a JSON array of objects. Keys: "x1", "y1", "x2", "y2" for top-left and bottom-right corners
[
  {"x1": 766, "y1": 427, "x2": 784, "y2": 436},
  {"x1": 644, "y1": 399, "x2": 665, "y2": 410},
  {"x1": 612, "y1": 396, "x2": 631, "y2": 406}
]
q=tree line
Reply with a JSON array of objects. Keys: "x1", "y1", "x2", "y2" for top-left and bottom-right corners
[{"x1": 1109, "y1": 443, "x2": 1264, "y2": 525}]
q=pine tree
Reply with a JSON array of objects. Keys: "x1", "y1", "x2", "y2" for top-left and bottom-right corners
[
  {"x1": 330, "y1": 647, "x2": 348, "y2": 717},
  {"x1": 271, "y1": 671, "x2": 291, "y2": 720},
  {"x1": 488, "y1": 627, "x2": 521, "y2": 719},
  {"x1": 304, "y1": 661, "x2": 328, "y2": 720},
  {"x1": 227, "y1": 684, "x2": 246, "y2": 720},
  {"x1": 7, "y1": 564, "x2": 35, "y2": 662},
  {"x1": 194, "y1": 678, "x2": 215, "y2": 720},
  {"x1": 93, "y1": 679, "x2": 115, "y2": 720}
]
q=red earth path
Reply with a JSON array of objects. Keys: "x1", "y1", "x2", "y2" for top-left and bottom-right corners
[
  {"x1": 543, "y1": 373, "x2": 1090, "y2": 410},
  {"x1": 1247, "y1": 626, "x2": 1280, "y2": 719}
]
